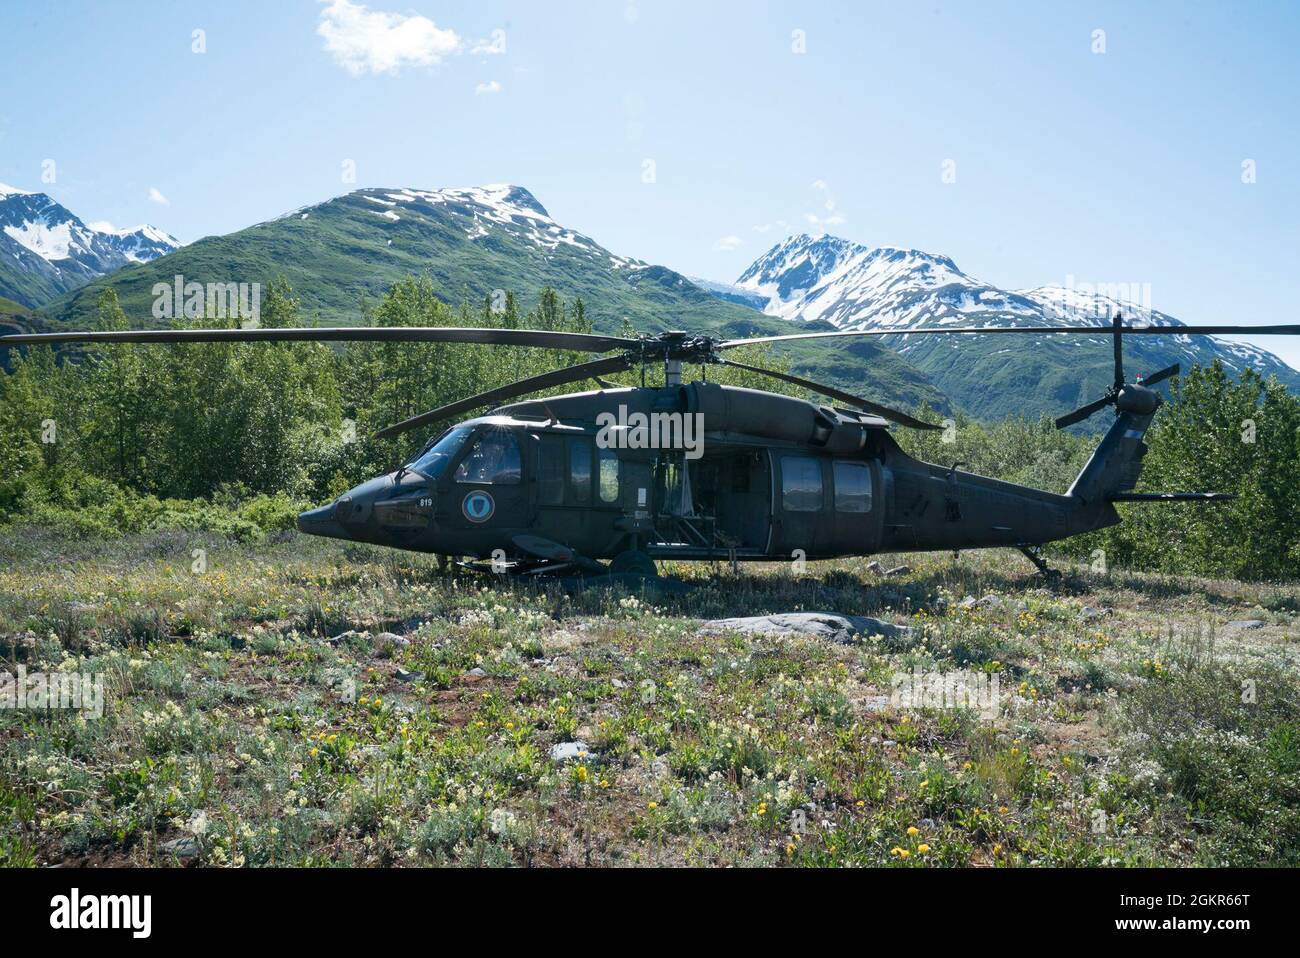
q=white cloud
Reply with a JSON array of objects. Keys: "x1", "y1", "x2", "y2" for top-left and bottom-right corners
[
  {"x1": 713, "y1": 235, "x2": 743, "y2": 252},
  {"x1": 475, "y1": 80, "x2": 503, "y2": 95},
  {"x1": 148, "y1": 187, "x2": 169, "y2": 205},
  {"x1": 87, "y1": 220, "x2": 118, "y2": 233},
  {"x1": 804, "y1": 180, "x2": 844, "y2": 232},
  {"x1": 471, "y1": 30, "x2": 506, "y2": 55},
  {"x1": 317, "y1": 0, "x2": 462, "y2": 77}
]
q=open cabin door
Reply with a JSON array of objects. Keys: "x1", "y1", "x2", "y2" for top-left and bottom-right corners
[{"x1": 651, "y1": 447, "x2": 772, "y2": 557}]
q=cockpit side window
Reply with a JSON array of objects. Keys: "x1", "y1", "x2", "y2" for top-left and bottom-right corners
[
  {"x1": 409, "y1": 426, "x2": 472, "y2": 480},
  {"x1": 454, "y1": 430, "x2": 522, "y2": 485}
]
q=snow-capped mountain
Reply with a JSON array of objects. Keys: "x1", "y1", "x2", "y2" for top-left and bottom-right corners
[
  {"x1": 722, "y1": 232, "x2": 1300, "y2": 420},
  {"x1": 0, "y1": 182, "x2": 179, "y2": 308},
  {"x1": 286, "y1": 184, "x2": 647, "y2": 271},
  {"x1": 736, "y1": 233, "x2": 1039, "y2": 328}
]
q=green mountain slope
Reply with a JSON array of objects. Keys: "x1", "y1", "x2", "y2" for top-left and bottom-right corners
[
  {"x1": 37, "y1": 185, "x2": 948, "y2": 414},
  {"x1": 884, "y1": 332, "x2": 1210, "y2": 423},
  {"x1": 0, "y1": 235, "x2": 76, "y2": 307},
  {"x1": 0, "y1": 294, "x2": 31, "y2": 329}
]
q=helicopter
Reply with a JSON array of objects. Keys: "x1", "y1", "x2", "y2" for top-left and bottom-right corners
[{"x1": 5, "y1": 312, "x2": 1299, "y2": 578}]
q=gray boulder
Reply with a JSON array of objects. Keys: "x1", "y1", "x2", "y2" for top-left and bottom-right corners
[
  {"x1": 699, "y1": 612, "x2": 909, "y2": 644},
  {"x1": 549, "y1": 741, "x2": 592, "y2": 762},
  {"x1": 373, "y1": 632, "x2": 410, "y2": 656},
  {"x1": 158, "y1": 836, "x2": 199, "y2": 860}
]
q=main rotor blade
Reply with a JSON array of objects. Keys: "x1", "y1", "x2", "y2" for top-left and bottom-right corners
[
  {"x1": 0, "y1": 326, "x2": 639, "y2": 353},
  {"x1": 717, "y1": 357, "x2": 943, "y2": 430},
  {"x1": 719, "y1": 323, "x2": 1300, "y2": 349},
  {"x1": 1054, "y1": 394, "x2": 1115, "y2": 430},
  {"x1": 1139, "y1": 363, "x2": 1181, "y2": 386},
  {"x1": 373, "y1": 354, "x2": 635, "y2": 440}
]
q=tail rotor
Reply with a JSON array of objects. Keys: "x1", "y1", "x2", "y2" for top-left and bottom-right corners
[{"x1": 1054, "y1": 313, "x2": 1180, "y2": 430}]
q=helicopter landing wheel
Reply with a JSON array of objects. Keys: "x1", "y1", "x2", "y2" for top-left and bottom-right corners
[
  {"x1": 1019, "y1": 545, "x2": 1061, "y2": 582},
  {"x1": 609, "y1": 549, "x2": 659, "y2": 579}
]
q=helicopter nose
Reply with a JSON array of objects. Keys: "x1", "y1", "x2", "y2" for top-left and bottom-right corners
[
  {"x1": 297, "y1": 475, "x2": 393, "y2": 540},
  {"x1": 296, "y1": 503, "x2": 350, "y2": 539},
  {"x1": 332, "y1": 474, "x2": 393, "y2": 529}
]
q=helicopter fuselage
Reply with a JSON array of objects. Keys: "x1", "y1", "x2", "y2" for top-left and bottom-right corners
[{"x1": 297, "y1": 382, "x2": 1150, "y2": 570}]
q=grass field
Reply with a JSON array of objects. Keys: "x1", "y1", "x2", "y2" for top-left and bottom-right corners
[{"x1": 2, "y1": 527, "x2": 1298, "y2": 867}]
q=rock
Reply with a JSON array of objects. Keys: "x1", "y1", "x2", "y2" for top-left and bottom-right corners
[
  {"x1": 467, "y1": 666, "x2": 487, "y2": 677},
  {"x1": 1227, "y1": 619, "x2": 1266, "y2": 630},
  {"x1": 158, "y1": 836, "x2": 199, "y2": 860},
  {"x1": 699, "y1": 612, "x2": 910, "y2": 645},
  {"x1": 977, "y1": 594, "x2": 1003, "y2": 609},
  {"x1": 328, "y1": 630, "x2": 360, "y2": 647},
  {"x1": 395, "y1": 667, "x2": 424, "y2": 683},
  {"x1": 865, "y1": 561, "x2": 885, "y2": 575},
  {"x1": 884, "y1": 565, "x2": 911, "y2": 577},
  {"x1": 549, "y1": 741, "x2": 592, "y2": 762},
  {"x1": 373, "y1": 632, "x2": 410, "y2": 655},
  {"x1": 1078, "y1": 606, "x2": 1110, "y2": 621},
  {"x1": 611, "y1": 678, "x2": 626, "y2": 689},
  {"x1": 957, "y1": 596, "x2": 978, "y2": 610}
]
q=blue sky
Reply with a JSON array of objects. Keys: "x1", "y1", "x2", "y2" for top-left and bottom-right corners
[{"x1": 2, "y1": 0, "x2": 1298, "y2": 366}]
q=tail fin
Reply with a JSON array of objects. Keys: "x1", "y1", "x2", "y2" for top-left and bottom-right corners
[
  {"x1": 1065, "y1": 386, "x2": 1235, "y2": 534},
  {"x1": 1067, "y1": 406, "x2": 1156, "y2": 507}
]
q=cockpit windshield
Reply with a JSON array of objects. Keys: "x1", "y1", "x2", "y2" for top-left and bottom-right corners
[{"x1": 408, "y1": 427, "x2": 473, "y2": 479}]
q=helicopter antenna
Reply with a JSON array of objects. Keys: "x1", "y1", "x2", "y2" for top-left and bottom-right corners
[{"x1": 1112, "y1": 311, "x2": 1124, "y2": 391}]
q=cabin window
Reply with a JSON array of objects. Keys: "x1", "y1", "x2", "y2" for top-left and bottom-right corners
[
  {"x1": 454, "y1": 430, "x2": 522, "y2": 485},
  {"x1": 598, "y1": 447, "x2": 620, "y2": 504},
  {"x1": 833, "y1": 461, "x2": 872, "y2": 513},
  {"x1": 781, "y1": 456, "x2": 822, "y2": 512},
  {"x1": 569, "y1": 439, "x2": 592, "y2": 503},
  {"x1": 538, "y1": 436, "x2": 565, "y2": 505}
]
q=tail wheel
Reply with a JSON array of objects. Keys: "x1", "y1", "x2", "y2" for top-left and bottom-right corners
[{"x1": 609, "y1": 549, "x2": 658, "y2": 579}]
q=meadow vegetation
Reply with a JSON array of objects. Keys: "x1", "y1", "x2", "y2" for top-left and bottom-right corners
[{"x1": 1, "y1": 537, "x2": 1296, "y2": 867}]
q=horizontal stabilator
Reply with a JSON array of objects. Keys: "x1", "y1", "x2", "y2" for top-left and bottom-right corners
[{"x1": 1107, "y1": 492, "x2": 1235, "y2": 502}]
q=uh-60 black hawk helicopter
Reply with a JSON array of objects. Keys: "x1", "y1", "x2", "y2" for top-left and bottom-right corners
[{"x1": 6, "y1": 313, "x2": 1299, "y2": 579}]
